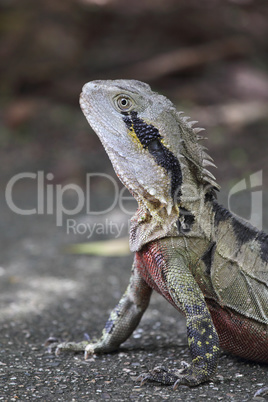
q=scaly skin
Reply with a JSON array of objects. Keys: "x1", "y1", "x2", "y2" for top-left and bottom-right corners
[{"x1": 55, "y1": 80, "x2": 268, "y2": 387}]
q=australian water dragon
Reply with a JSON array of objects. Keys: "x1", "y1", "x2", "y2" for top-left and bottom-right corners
[{"x1": 55, "y1": 79, "x2": 268, "y2": 388}]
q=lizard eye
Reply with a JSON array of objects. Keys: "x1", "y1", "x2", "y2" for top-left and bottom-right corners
[{"x1": 115, "y1": 95, "x2": 134, "y2": 111}]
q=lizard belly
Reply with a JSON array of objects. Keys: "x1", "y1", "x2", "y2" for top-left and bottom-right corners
[
  {"x1": 136, "y1": 240, "x2": 268, "y2": 363},
  {"x1": 207, "y1": 299, "x2": 268, "y2": 363}
]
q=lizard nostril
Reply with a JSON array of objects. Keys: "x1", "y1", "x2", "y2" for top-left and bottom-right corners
[{"x1": 82, "y1": 81, "x2": 100, "y2": 94}]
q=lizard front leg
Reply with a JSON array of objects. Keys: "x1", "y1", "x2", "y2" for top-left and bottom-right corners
[
  {"x1": 137, "y1": 241, "x2": 220, "y2": 388},
  {"x1": 55, "y1": 260, "x2": 152, "y2": 357}
]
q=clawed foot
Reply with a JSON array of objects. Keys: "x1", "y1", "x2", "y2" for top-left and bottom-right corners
[
  {"x1": 44, "y1": 336, "x2": 92, "y2": 358},
  {"x1": 44, "y1": 335, "x2": 109, "y2": 359},
  {"x1": 55, "y1": 340, "x2": 91, "y2": 357},
  {"x1": 137, "y1": 366, "x2": 184, "y2": 389},
  {"x1": 137, "y1": 360, "x2": 212, "y2": 388}
]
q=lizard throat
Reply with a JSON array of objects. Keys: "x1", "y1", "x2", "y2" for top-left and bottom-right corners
[{"x1": 122, "y1": 111, "x2": 182, "y2": 201}]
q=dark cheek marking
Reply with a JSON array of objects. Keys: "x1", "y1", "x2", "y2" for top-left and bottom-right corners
[
  {"x1": 122, "y1": 111, "x2": 182, "y2": 200},
  {"x1": 124, "y1": 111, "x2": 161, "y2": 147}
]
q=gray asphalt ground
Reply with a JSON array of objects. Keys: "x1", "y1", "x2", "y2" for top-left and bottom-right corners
[{"x1": 0, "y1": 178, "x2": 268, "y2": 401}]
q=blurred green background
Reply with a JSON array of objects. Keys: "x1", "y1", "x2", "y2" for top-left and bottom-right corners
[{"x1": 1, "y1": 0, "x2": 268, "y2": 221}]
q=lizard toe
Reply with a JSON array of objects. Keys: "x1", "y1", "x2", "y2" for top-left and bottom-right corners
[
  {"x1": 137, "y1": 360, "x2": 216, "y2": 388},
  {"x1": 137, "y1": 366, "x2": 181, "y2": 386},
  {"x1": 53, "y1": 340, "x2": 90, "y2": 356}
]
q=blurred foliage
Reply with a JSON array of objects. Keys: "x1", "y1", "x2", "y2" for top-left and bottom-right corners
[
  {"x1": 1, "y1": 0, "x2": 268, "y2": 100},
  {"x1": 0, "y1": 0, "x2": 268, "y2": 187}
]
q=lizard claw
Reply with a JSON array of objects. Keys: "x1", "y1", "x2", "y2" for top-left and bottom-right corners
[
  {"x1": 44, "y1": 336, "x2": 61, "y2": 354},
  {"x1": 44, "y1": 336, "x2": 60, "y2": 346},
  {"x1": 135, "y1": 362, "x2": 213, "y2": 388},
  {"x1": 136, "y1": 366, "x2": 179, "y2": 386},
  {"x1": 253, "y1": 387, "x2": 268, "y2": 398},
  {"x1": 136, "y1": 373, "x2": 148, "y2": 386},
  {"x1": 50, "y1": 340, "x2": 90, "y2": 355},
  {"x1": 84, "y1": 344, "x2": 95, "y2": 359},
  {"x1": 173, "y1": 377, "x2": 183, "y2": 390}
]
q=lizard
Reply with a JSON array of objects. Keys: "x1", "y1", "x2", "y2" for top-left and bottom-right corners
[{"x1": 55, "y1": 79, "x2": 268, "y2": 388}]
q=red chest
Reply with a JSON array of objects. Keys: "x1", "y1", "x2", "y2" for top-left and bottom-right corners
[{"x1": 135, "y1": 242, "x2": 181, "y2": 311}]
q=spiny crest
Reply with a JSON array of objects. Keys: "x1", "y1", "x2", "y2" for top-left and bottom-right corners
[{"x1": 176, "y1": 111, "x2": 220, "y2": 190}]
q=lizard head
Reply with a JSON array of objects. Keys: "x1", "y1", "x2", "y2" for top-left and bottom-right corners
[{"x1": 80, "y1": 79, "x2": 219, "y2": 215}]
